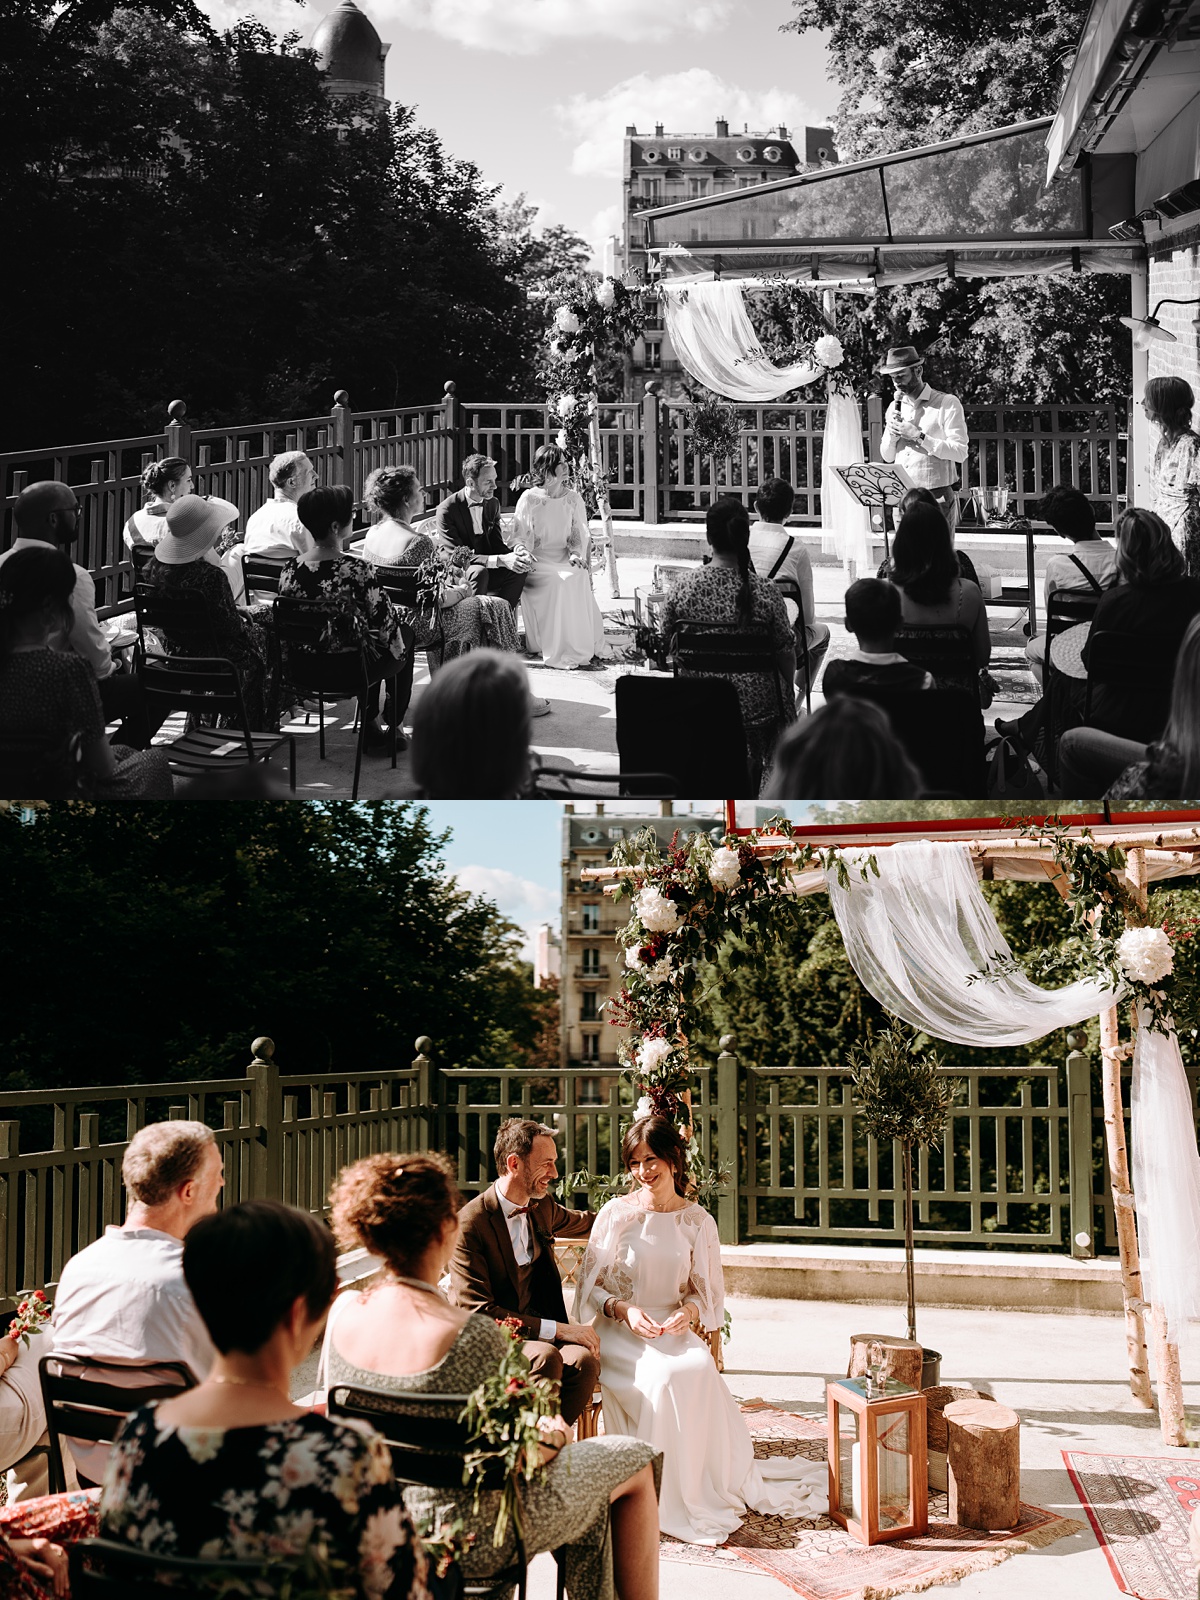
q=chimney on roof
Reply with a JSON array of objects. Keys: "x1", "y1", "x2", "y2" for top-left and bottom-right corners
[
  {"x1": 654, "y1": 122, "x2": 664, "y2": 136},
  {"x1": 626, "y1": 123, "x2": 637, "y2": 135},
  {"x1": 743, "y1": 123, "x2": 749, "y2": 134},
  {"x1": 777, "y1": 123, "x2": 788, "y2": 139},
  {"x1": 715, "y1": 116, "x2": 729, "y2": 137}
]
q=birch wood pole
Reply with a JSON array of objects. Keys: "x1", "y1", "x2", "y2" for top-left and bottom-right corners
[
  {"x1": 586, "y1": 345, "x2": 620, "y2": 597},
  {"x1": 1126, "y1": 846, "x2": 1187, "y2": 1442}
]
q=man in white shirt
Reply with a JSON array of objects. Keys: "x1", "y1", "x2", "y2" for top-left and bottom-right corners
[
  {"x1": 50, "y1": 1120, "x2": 223, "y2": 1482},
  {"x1": 0, "y1": 482, "x2": 148, "y2": 744},
  {"x1": 878, "y1": 346, "x2": 969, "y2": 535},
  {"x1": 750, "y1": 476, "x2": 830, "y2": 689},
  {"x1": 449, "y1": 1119, "x2": 599, "y2": 1426},
  {"x1": 244, "y1": 451, "x2": 317, "y2": 558}
]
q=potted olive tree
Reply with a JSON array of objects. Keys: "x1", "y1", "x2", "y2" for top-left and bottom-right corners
[{"x1": 848, "y1": 1024, "x2": 959, "y2": 1386}]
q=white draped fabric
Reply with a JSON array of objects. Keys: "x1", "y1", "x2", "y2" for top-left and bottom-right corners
[
  {"x1": 820, "y1": 390, "x2": 873, "y2": 570},
  {"x1": 823, "y1": 839, "x2": 1200, "y2": 1341},
  {"x1": 660, "y1": 281, "x2": 820, "y2": 399},
  {"x1": 824, "y1": 842, "x2": 1120, "y2": 1046}
]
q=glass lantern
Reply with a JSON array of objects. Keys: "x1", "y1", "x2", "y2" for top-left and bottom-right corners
[{"x1": 826, "y1": 1377, "x2": 928, "y2": 1545}]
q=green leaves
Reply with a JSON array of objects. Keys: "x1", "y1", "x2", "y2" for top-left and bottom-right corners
[{"x1": 847, "y1": 1025, "x2": 959, "y2": 1151}]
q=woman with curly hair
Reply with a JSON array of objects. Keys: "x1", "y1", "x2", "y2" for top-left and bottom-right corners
[
  {"x1": 575, "y1": 1115, "x2": 826, "y2": 1545},
  {"x1": 511, "y1": 445, "x2": 607, "y2": 670},
  {"x1": 325, "y1": 1152, "x2": 661, "y2": 1600},
  {"x1": 1146, "y1": 376, "x2": 1200, "y2": 576},
  {"x1": 359, "y1": 465, "x2": 520, "y2": 662}
]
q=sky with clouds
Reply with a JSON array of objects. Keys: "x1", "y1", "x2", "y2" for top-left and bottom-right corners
[{"x1": 197, "y1": 0, "x2": 837, "y2": 258}]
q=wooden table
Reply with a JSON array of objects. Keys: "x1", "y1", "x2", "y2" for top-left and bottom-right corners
[{"x1": 963, "y1": 522, "x2": 1040, "y2": 639}]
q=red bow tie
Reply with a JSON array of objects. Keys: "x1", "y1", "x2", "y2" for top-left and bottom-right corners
[{"x1": 509, "y1": 1205, "x2": 531, "y2": 1217}]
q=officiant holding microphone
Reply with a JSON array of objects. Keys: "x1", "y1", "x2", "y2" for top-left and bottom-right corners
[{"x1": 878, "y1": 346, "x2": 969, "y2": 535}]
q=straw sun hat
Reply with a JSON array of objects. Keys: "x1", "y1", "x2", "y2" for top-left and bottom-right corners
[{"x1": 155, "y1": 494, "x2": 239, "y2": 564}]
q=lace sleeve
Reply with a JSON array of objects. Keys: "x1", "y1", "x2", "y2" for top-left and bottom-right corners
[
  {"x1": 573, "y1": 1201, "x2": 632, "y2": 1321},
  {"x1": 684, "y1": 1207, "x2": 725, "y2": 1332}
]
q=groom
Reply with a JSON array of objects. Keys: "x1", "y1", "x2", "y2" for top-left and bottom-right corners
[
  {"x1": 435, "y1": 454, "x2": 532, "y2": 608},
  {"x1": 449, "y1": 1118, "x2": 600, "y2": 1427}
]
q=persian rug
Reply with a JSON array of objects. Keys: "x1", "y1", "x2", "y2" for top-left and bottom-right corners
[
  {"x1": 1064, "y1": 1448, "x2": 1200, "y2": 1598},
  {"x1": 985, "y1": 644, "x2": 1040, "y2": 706},
  {"x1": 658, "y1": 1404, "x2": 1082, "y2": 1600}
]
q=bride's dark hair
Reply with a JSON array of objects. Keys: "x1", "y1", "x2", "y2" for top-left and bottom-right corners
[
  {"x1": 622, "y1": 1114, "x2": 689, "y2": 1197},
  {"x1": 531, "y1": 444, "x2": 569, "y2": 487}
]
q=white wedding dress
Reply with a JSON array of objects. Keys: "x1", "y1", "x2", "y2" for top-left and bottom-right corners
[
  {"x1": 575, "y1": 1195, "x2": 827, "y2": 1544},
  {"x1": 512, "y1": 487, "x2": 606, "y2": 668}
]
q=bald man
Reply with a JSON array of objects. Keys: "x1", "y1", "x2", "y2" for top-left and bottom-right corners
[{"x1": 0, "y1": 482, "x2": 148, "y2": 744}]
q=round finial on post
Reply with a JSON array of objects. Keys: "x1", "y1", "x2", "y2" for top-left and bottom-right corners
[
  {"x1": 251, "y1": 1036, "x2": 275, "y2": 1062},
  {"x1": 718, "y1": 1034, "x2": 737, "y2": 1053},
  {"x1": 1065, "y1": 1030, "x2": 1083, "y2": 1051},
  {"x1": 645, "y1": 380, "x2": 663, "y2": 397},
  {"x1": 334, "y1": 389, "x2": 350, "y2": 408},
  {"x1": 167, "y1": 399, "x2": 187, "y2": 422},
  {"x1": 414, "y1": 1035, "x2": 433, "y2": 1056},
  {"x1": 443, "y1": 381, "x2": 457, "y2": 396}
]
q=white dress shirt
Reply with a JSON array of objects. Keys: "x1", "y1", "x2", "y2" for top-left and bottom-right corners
[
  {"x1": 495, "y1": 1185, "x2": 558, "y2": 1342},
  {"x1": 879, "y1": 382, "x2": 969, "y2": 489},
  {"x1": 0, "y1": 538, "x2": 113, "y2": 680},
  {"x1": 244, "y1": 500, "x2": 314, "y2": 558}
]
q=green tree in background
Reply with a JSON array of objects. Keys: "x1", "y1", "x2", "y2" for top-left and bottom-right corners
[
  {"x1": 778, "y1": 0, "x2": 1131, "y2": 405},
  {"x1": 0, "y1": 802, "x2": 547, "y2": 1089}
]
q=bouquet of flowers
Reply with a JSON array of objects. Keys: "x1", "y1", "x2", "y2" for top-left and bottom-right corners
[
  {"x1": 7, "y1": 1289, "x2": 50, "y2": 1346},
  {"x1": 418, "y1": 1516, "x2": 477, "y2": 1580},
  {"x1": 461, "y1": 1320, "x2": 563, "y2": 1548},
  {"x1": 413, "y1": 544, "x2": 471, "y2": 621}
]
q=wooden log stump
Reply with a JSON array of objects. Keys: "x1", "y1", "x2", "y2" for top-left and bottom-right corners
[
  {"x1": 924, "y1": 1386, "x2": 991, "y2": 1454},
  {"x1": 847, "y1": 1334, "x2": 924, "y2": 1391},
  {"x1": 944, "y1": 1398, "x2": 1021, "y2": 1530}
]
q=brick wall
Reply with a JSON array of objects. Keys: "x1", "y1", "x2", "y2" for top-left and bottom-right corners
[{"x1": 1148, "y1": 217, "x2": 1200, "y2": 418}]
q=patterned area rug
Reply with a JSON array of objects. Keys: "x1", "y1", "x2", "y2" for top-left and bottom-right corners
[
  {"x1": 1064, "y1": 1449, "x2": 1200, "y2": 1598},
  {"x1": 657, "y1": 1405, "x2": 1082, "y2": 1600},
  {"x1": 986, "y1": 644, "x2": 1040, "y2": 706}
]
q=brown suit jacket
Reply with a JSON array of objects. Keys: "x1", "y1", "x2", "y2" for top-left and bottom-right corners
[{"x1": 448, "y1": 1183, "x2": 594, "y2": 1340}]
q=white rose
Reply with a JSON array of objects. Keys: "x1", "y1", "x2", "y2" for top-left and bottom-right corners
[
  {"x1": 635, "y1": 885, "x2": 680, "y2": 932},
  {"x1": 625, "y1": 944, "x2": 644, "y2": 970},
  {"x1": 708, "y1": 846, "x2": 741, "y2": 890},
  {"x1": 554, "y1": 306, "x2": 580, "y2": 334},
  {"x1": 556, "y1": 430, "x2": 569, "y2": 450},
  {"x1": 1117, "y1": 926, "x2": 1173, "y2": 985},
  {"x1": 639, "y1": 1036, "x2": 674, "y2": 1074},
  {"x1": 813, "y1": 334, "x2": 844, "y2": 368},
  {"x1": 635, "y1": 1095, "x2": 654, "y2": 1118},
  {"x1": 595, "y1": 279, "x2": 616, "y2": 309},
  {"x1": 557, "y1": 394, "x2": 577, "y2": 417},
  {"x1": 645, "y1": 956, "x2": 672, "y2": 985}
]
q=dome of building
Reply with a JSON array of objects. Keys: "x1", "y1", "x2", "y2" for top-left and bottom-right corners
[{"x1": 311, "y1": 0, "x2": 388, "y2": 100}]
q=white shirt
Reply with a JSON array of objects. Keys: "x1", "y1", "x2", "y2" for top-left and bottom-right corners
[
  {"x1": 495, "y1": 1185, "x2": 557, "y2": 1343},
  {"x1": 0, "y1": 538, "x2": 113, "y2": 680},
  {"x1": 244, "y1": 500, "x2": 314, "y2": 558},
  {"x1": 1042, "y1": 538, "x2": 1118, "y2": 610},
  {"x1": 748, "y1": 520, "x2": 814, "y2": 633},
  {"x1": 879, "y1": 382, "x2": 969, "y2": 487}
]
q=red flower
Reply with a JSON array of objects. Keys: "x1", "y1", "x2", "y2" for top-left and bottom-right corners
[
  {"x1": 32, "y1": 1291, "x2": 45, "y2": 1302},
  {"x1": 505, "y1": 1377, "x2": 526, "y2": 1396},
  {"x1": 497, "y1": 1316, "x2": 525, "y2": 1341},
  {"x1": 16, "y1": 1301, "x2": 27, "y2": 1314}
]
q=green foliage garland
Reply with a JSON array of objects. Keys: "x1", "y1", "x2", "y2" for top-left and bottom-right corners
[{"x1": 682, "y1": 395, "x2": 744, "y2": 462}]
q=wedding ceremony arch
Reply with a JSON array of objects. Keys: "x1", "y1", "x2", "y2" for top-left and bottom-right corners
[{"x1": 581, "y1": 815, "x2": 1200, "y2": 1445}]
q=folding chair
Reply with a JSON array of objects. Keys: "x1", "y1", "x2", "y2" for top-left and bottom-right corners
[
  {"x1": 240, "y1": 552, "x2": 290, "y2": 603},
  {"x1": 69, "y1": 1537, "x2": 297, "y2": 1599},
  {"x1": 328, "y1": 1385, "x2": 565, "y2": 1600},
  {"x1": 138, "y1": 652, "x2": 296, "y2": 792},
  {"x1": 615, "y1": 674, "x2": 754, "y2": 796},
  {"x1": 39, "y1": 1355, "x2": 196, "y2": 1492},
  {"x1": 668, "y1": 619, "x2": 790, "y2": 728},
  {"x1": 528, "y1": 764, "x2": 676, "y2": 799}
]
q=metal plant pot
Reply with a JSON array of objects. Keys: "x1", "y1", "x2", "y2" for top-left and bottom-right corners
[{"x1": 921, "y1": 1348, "x2": 942, "y2": 1389}]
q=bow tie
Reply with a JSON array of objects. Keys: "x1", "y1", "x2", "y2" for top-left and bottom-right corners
[{"x1": 508, "y1": 1205, "x2": 532, "y2": 1217}]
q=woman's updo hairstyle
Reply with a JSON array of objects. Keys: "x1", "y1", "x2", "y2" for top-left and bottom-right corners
[
  {"x1": 706, "y1": 495, "x2": 753, "y2": 623},
  {"x1": 622, "y1": 1114, "x2": 690, "y2": 1198},
  {"x1": 330, "y1": 1151, "x2": 459, "y2": 1274},
  {"x1": 364, "y1": 463, "x2": 420, "y2": 521},
  {"x1": 141, "y1": 457, "x2": 189, "y2": 500}
]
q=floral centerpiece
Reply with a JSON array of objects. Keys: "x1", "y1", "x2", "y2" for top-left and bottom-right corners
[
  {"x1": 461, "y1": 1319, "x2": 563, "y2": 1547},
  {"x1": 682, "y1": 394, "x2": 743, "y2": 463}
]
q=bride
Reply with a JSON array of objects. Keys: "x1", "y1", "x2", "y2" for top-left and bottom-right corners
[
  {"x1": 513, "y1": 445, "x2": 607, "y2": 669},
  {"x1": 575, "y1": 1114, "x2": 827, "y2": 1545}
]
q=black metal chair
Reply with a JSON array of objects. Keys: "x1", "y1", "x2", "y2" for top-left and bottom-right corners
[
  {"x1": 138, "y1": 652, "x2": 296, "y2": 791},
  {"x1": 1040, "y1": 589, "x2": 1102, "y2": 787},
  {"x1": 1083, "y1": 627, "x2": 1182, "y2": 730},
  {"x1": 327, "y1": 1385, "x2": 564, "y2": 1600},
  {"x1": 69, "y1": 1537, "x2": 297, "y2": 1599},
  {"x1": 39, "y1": 1355, "x2": 196, "y2": 1493},
  {"x1": 893, "y1": 624, "x2": 980, "y2": 704},
  {"x1": 372, "y1": 563, "x2": 447, "y2": 672},
  {"x1": 240, "y1": 552, "x2": 290, "y2": 602},
  {"x1": 0, "y1": 730, "x2": 86, "y2": 799},
  {"x1": 614, "y1": 674, "x2": 754, "y2": 796},
  {"x1": 667, "y1": 620, "x2": 791, "y2": 731},
  {"x1": 528, "y1": 763, "x2": 677, "y2": 798},
  {"x1": 850, "y1": 686, "x2": 988, "y2": 797},
  {"x1": 273, "y1": 596, "x2": 412, "y2": 800}
]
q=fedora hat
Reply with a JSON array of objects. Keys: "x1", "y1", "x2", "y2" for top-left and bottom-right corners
[
  {"x1": 877, "y1": 344, "x2": 925, "y2": 375},
  {"x1": 156, "y1": 494, "x2": 239, "y2": 564}
]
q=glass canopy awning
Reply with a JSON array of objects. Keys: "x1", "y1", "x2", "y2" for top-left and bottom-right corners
[{"x1": 643, "y1": 119, "x2": 1141, "y2": 285}]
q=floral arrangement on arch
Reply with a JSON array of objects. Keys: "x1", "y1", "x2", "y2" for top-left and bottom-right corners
[
  {"x1": 741, "y1": 278, "x2": 851, "y2": 397},
  {"x1": 682, "y1": 394, "x2": 744, "y2": 463}
]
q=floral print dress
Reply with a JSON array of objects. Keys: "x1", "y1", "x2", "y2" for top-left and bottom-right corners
[
  {"x1": 99, "y1": 1407, "x2": 429, "y2": 1600},
  {"x1": 1152, "y1": 431, "x2": 1200, "y2": 578},
  {"x1": 0, "y1": 1488, "x2": 100, "y2": 1600},
  {"x1": 278, "y1": 554, "x2": 407, "y2": 663},
  {"x1": 366, "y1": 532, "x2": 519, "y2": 660}
]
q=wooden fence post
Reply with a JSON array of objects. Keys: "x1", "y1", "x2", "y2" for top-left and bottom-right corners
[
  {"x1": 165, "y1": 399, "x2": 191, "y2": 464},
  {"x1": 413, "y1": 1035, "x2": 436, "y2": 1152},
  {"x1": 716, "y1": 1035, "x2": 739, "y2": 1245},
  {"x1": 642, "y1": 382, "x2": 662, "y2": 524},
  {"x1": 1065, "y1": 1036, "x2": 1094, "y2": 1259},
  {"x1": 443, "y1": 383, "x2": 463, "y2": 491},
  {"x1": 866, "y1": 393, "x2": 884, "y2": 462},
  {"x1": 247, "y1": 1036, "x2": 283, "y2": 1201},
  {"x1": 331, "y1": 389, "x2": 352, "y2": 492}
]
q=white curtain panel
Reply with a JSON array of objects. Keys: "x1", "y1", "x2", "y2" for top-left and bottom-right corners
[
  {"x1": 820, "y1": 389, "x2": 873, "y2": 569},
  {"x1": 1131, "y1": 1012, "x2": 1200, "y2": 1339},
  {"x1": 660, "y1": 280, "x2": 821, "y2": 400}
]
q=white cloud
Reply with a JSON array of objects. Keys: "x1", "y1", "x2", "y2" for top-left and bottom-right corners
[
  {"x1": 451, "y1": 865, "x2": 559, "y2": 964},
  {"x1": 366, "y1": 0, "x2": 734, "y2": 54},
  {"x1": 557, "y1": 69, "x2": 821, "y2": 179},
  {"x1": 586, "y1": 203, "x2": 622, "y2": 267},
  {"x1": 198, "y1": 0, "x2": 309, "y2": 36}
]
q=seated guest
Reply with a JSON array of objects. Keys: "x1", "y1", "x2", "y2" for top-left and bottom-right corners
[
  {"x1": 51, "y1": 1121, "x2": 221, "y2": 1485},
  {"x1": 1059, "y1": 614, "x2": 1200, "y2": 799},
  {"x1": 125, "y1": 458, "x2": 246, "y2": 604},
  {"x1": 764, "y1": 698, "x2": 924, "y2": 798},
  {"x1": 410, "y1": 649, "x2": 533, "y2": 797},
  {"x1": 661, "y1": 497, "x2": 797, "y2": 790},
  {"x1": 889, "y1": 501, "x2": 990, "y2": 689},
  {"x1": 0, "y1": 482, "x2": 147, "y2": 747},
  {"x1": 435, "y1": 454, "x2": 532, "y2": 608},
  {"x1": 147, "y1": 493, "x2": 276, "y2": 730},
  {"x1": 1081, "y1": 507, "x2": 1200, "y2": 741},
  {"x1": 278, "y1": 484, "x2": 412, "y2": 751},
  {"x1": 884, "y1": 488, "x2": 980, "y2": 590},
  {"x1": 0, "y1": 548, "x2": 172, "y2": 800},
  {"x1": 821, "y1": 579, "x2": 933, "y2": 697},
  {"x1": 360, "y1": 465, "x2": 523, "y2": 663},
  {"x1": 749, "y1": 477, "x2": 830, "y2": 688},
  {"x1": 0, "y1": 1488, "x2": 100, "y2": 1599},
  {"x1": 1, "y1": 1308, "x2": 59, "y2": 1501},
  {"x1": 100, "y1": 1199, "x2": 430, "y2": 1600},
  {"x1": 243, "y1": 451, "x2": 316, "y2": 559},
  {"x1": 325, "y1": 1153, "x2": 661, "y2": 1600}
]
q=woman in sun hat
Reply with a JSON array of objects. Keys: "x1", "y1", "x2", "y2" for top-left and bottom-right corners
[{"x1": 147, "y1": 493, "x2": 277, "y2": 729}]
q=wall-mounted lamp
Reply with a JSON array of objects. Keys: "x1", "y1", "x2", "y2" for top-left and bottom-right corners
[{"x1": 1119, "y1": 297, "x2": 1200, "y2": 347}]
